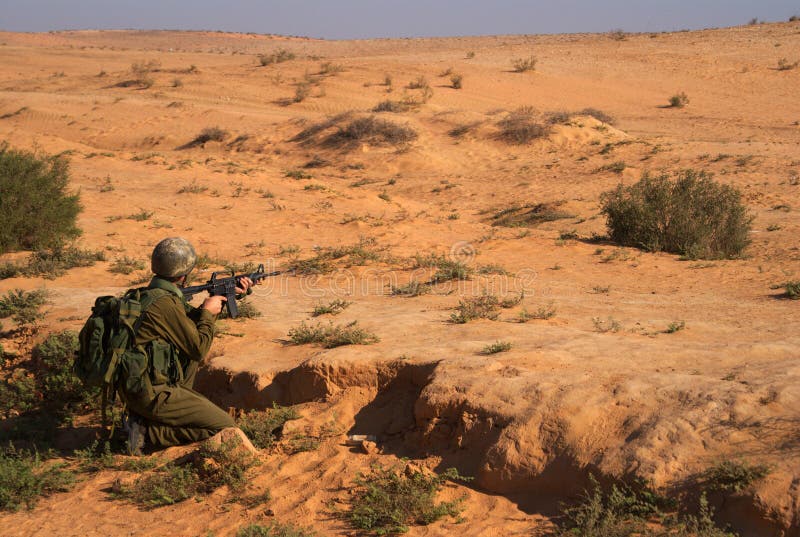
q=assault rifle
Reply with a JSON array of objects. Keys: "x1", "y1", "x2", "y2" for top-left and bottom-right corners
[{"x1": 181, "y1": 264, "x2": 281, "y2": 318}]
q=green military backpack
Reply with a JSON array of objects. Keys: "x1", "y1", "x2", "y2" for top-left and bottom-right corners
[{"x1": 74, "y1": 287, "x2": 165, "y2": 429}]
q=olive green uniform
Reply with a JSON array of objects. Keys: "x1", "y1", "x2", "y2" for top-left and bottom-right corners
[{"x1": 126, "y1": 277, "x2": 235, "y2": 447}]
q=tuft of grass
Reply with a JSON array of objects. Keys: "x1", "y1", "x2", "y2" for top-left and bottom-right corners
[
  {"x1": 601, "y1": 169, "x2": 752, "y2": 259},
  {"x1": 285, "y1": 169, "x2": 313, "y2": 179},
  {"x1": 391, "y1": 281, "x2": 431, "y2": 297},
  {"x1": 783, "y1": 281, "x2": 800, "y2": 299},
  {"x1": 517, "y1": 303, "x2": 556, "y2": 322},
  {"x1": 668, "y1": 92, "x2": 690, "y2": 108},
  {"x1": 311, "y1": 299, "x2": 352, "y2": 317},
  {"x1": 0, "y1": 143, "x2": 82, "y2": 254},
  {"x1": 372, "y1": 100, "x2": 413, "y2": 113},
  {"x1": 704, "y1": 460, "x2": 771, "y2": 493},
  {"x1": 665, "y1": 321, "x2": 686, "y2": 334},
  {"x1": 237, "y1": 523, "x2": 316, "y2": 537},
  {"x1": 109, "y1": 256, "x2": 145, "y2": 275},
  {"x1": 348, "y1": 465, "x2": 469, "y2": 535},
  {"x1": 481, "y1": 341, "x2": 512, "y2": 355},
  {"x1": 258, "y1": 49, "x2": 295, "y2": 66},
  {"x1": 177, "y1": 181, "x2": 208, "y2": 194},
  {"x1": 593, "y1": 316, "x2": 622, "y2": 333},
  {"x1": 450, "y1": 295, "x2": 501, "y2": 324},
  {"x1": 293, "y1": 82, "x2": 311, "y2": 103},
  {"x1": 497, "y1": 107, "x2": 550, "y2": 144},
  {"x1": 238, "y1": 406, "x2": 300, "y2": 450},
  {"x1": 126, "y1": 209, "x2": 153, "y2": 221},
  {"x1": 490, "y1": 202, "x2": 574, "y2": 228},
  {"x1": 450, "y1": 74, "x2": 463, "y2": 89},
  {"x1": 0, "y1": 446, "x2": 75, "y2": 512},
  {"x1": 118, "y1": 462, "x2": 199, "y2": 507},
  {"x1": 288, "y1": 320, "x2": 379, "y2": 348},
  {"x1": 511, "y1": 55, "x2": 537, "y2": 72}
]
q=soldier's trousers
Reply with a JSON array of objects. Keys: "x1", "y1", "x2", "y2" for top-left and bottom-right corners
[{"x1": 129, "y1": 361, "x2": 236, "y2": 447}]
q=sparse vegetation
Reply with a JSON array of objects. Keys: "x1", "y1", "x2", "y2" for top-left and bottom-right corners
[
  {"x1": 704, "y1": 460, "x2": 771, "y2": 493},
  {"x1": 348, "y1": 464, "x2": 468, "y2": 535},
  {"x1": 450, "y1": 295, "x2": 504, "y2": 323},
  {"x1": 191, "y1": 126, "x2": 227, "y2": 145},
  {"x1": 129, "y1": 59, "x2": 160, "y2": 88},
  {"x1": 258, "y1": 49, "x2": 296, "y2": 66},
  {"x1": 390, "y1": 281, "x2": 431, "y2": 297},
  {"x1": 238, "y1": 406, "x2": 300, "y2": 450},
  {"x1": 497, "y1": 107, "x2": 551, "y2": 144},
  {"x1": 609, "y1": 29, "x2": 627, "y2": 41},
  {"x1": 413, "y1": 253, "x2": 472, "y2": 283},
  {"x1": 481, "y1": 341, "x2": 512, "y2": 354},
  {"x1": 601, "y1": 169, "x2": 752, "y2": 259},
  {"x1": 490, "y1": 202, "x2": 574, "y2": 228},
  {"x1": 450, "y1": 74, "x2": 463, "y2": 89},
  {"x1": 668, "y1": 92, "x2": 690, "y2": 108},
  {"x1": 237, "y1": 523, "x2": 316, "y2": 537},
  {"x1": 288, "y1": 320, "x2": 379, "y2": 348},
  {"x1": 334, "y1": 116, "x2": 418, "y2": 146},
  {"x1": 665, "y1": 321, "x2": 686, "y2": 334},
  {"x1": 177, "y1": 181, "x2": 208, "y2": 194},
  {"x1": 511, "y1": 55, "x2": 537, "y2": 72},
  {"x1": 311, "y1": 299, "x2": 352, "y2": 316},
  {"x1": 0, "y1": 289, "x2": 48, "y2": 327},
  {"x1": 783, "y1": 281, "x2": 800, "y2": 299},
  {"x1": 109, "y1": 256, "x2": 144, "y2": 275},
  {"x1": 293, "y1": 82, "x2": 311, "y2": 103},
  {"x1": 0, "y1": 446, "x2": 75, "y2": 511},
  {"x1": 777, "y1": 58, "x2": 799, "y2": 71},
  {"x1": 593, "y1": 316, "x2": 622, "y2": 333},
  {"x1": 0, "y1": 143, "x2": 82, "y2": 254},
  {"x1": 580, "y1": 107, "x2": 616, "y2": 125},
  {"x1": 517, "y1": 303, "x2": 556, "y2": 322}
]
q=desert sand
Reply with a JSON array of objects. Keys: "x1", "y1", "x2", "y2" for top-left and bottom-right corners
[{"x1": 0, "y1": 22, "x2": 799, "y2": 536}]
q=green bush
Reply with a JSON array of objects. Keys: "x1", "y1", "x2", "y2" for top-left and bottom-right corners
[
  {"x1": 0, "y1": 143, "x2": 82, "y2": 254},
  {"x1": 237, "y1": 523, "x2": 316, "y2": 537},
  {"x1": 0, "y1": 245, "x2": 105, "y2": 280},
  {"x1": 238, "y1": 406, "x2": 300, "y2": 450},
  {"x1": 348, "y1": 465, "x2": 468, "y2": 534},
  {"x1": 601, "y1": 170, "x2": 751, "y2": 259},
  {"x1": 704, "y1": 460, "x2": 770, "y2": 493},
  {"x1": 0, "y1": 289, "x2": 47, "y2": 327},
  {"x1": 784, "y1": 281, "x2": 800, "y2": 299},
  {"x1": 0, "y1": 446, "x2": 75, "y2": 511},
  {"x1": 288, "y1": 320, "x2": 379, "y2": 348}
]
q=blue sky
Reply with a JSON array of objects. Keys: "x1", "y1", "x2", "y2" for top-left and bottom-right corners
[{"x1": 1, "y1": 0, "x2": 797, "y2": 39}]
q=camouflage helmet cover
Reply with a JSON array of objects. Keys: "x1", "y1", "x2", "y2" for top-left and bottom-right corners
[{"x1": 151, "y1": 237, "x2": 197, "y2": 278}]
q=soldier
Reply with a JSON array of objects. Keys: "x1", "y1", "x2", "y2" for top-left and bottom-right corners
[{"x1": 122, "y1": 237, "x2": 255, "y2": 454}]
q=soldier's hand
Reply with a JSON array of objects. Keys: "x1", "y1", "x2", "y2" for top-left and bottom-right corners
[
  {"x1": 202, "y1": 295, "x2": 227, "y2": 315},
  {"x1": 236, "y1": 276, "x2": 254, "y2": 295}
]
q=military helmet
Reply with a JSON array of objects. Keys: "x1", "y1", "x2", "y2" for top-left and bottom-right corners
[{"x1": 151, "y1": 237, "x2": 197, "y2": 278}]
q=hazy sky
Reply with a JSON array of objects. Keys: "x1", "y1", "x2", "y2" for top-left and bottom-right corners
[{"x1": 1, "y1": 0, "x2": 798, "y2": 39}]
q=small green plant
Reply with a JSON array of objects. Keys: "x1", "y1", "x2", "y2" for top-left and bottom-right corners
[
  {"x1": 0, "y1": 143, "x2": 82, "y2": 254},
  {"x1": 119, "y1": 462, "x2": 199, "y2": 507},
  {"x1": 177, "y1": 181, "x2": 208, "y2": 194},
  {"x1": 237, "y1": 523, "x2": 316, "y2": 537},
  {"x1": 73, "y1": 441, "x2": 116, "y2": 473},
  {"x1": 481, "y1": 341, "x2": 512, "y2": 354},
  {"x1": 511, "y1": 55, "x2": 537, "y2": 72},
  {"x1": 601, "y1": 169, "x2": 751, "y2": 259},
  {"x1": 413, "y1": 253, "x2": 472, "y2": 283},
  {"x1": 288, "y1": 320, "x2": 379, "y2": 348},
  {"x1": 126, "y1": 209, "x2": 153, "y2": 221},
  {"x1": 0, "y1": 446, "x2": 75, "y2": 511},
  {"x1": 704, "y1": 460, "x2": 771, "y2": 492},
  {"x1": 450, "y1": 295, "x2": 501, "y2": 323},
  {"x1": 783, "y1": 281, "x2": 800, "y2": 299},
  {"x1": 0, "y1": 288, "x2": 48, "y2": 327},
  {"x1": 518, "y1": 303, "x2": 556, "y2": 322},
  {"x1": 348, "y1": 464, "x2": 469, "y2": 534},
  {"x1": 391, "y1": 281, "x2": 431, "y2": 297},
  {"x1": 109, "y1": 256, "x2": 145, "y2": 275},
  {"x1": 665, "y1": 321, "x2": 686, "y2": 333},
  {"x1": 668, "y1": 92, "x2": 690, "y2": 108},
  {"x1": 238, "y1": 406, "x2": 300, "y2": 450},
  {"x1": 285, "y1": 169, "x2": 313, "y2": 179},
  {"x1": 311, "y1": 299, "x2": 352, "y2": 316}
]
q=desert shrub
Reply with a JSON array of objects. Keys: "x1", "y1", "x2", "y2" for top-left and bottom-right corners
[
  {"x1": 546, "y1": 111, "x2": 573, "y2": 125},
  {"x1": 668, "y1": 92, "x2": 689, "y2": 108},
  {"x1": 0, "y1": 144, "x2": 82, "y2": 254},
  {"x1": 293, "y1": 82, "x2": 311, "y2": 103},
  {"x1": 518, "y1": 303, "x2": 556, "y2": 322},
  {"x1": 238, "y1": 406, "x2": 300, "y2": 450},
  {"x1": 784, "y1": 281, "x2": 800, "y2": 299},
  {"x1": 120, "y1": 463, "x2": 199, "y2": 507},
  {"x1": 238, "y1": 523, "x2": 316, "y2": 537},
  {"x1": 0, "y1": 288, "x2": 47, "y2": 327},
  {"x1": 311, "y1": 299, "x2": 351, "y2": 316},
  {"x1": 32, "y1": 331, "x2": 95, "y2": 413},
  {"x1": 497, "y1": 107, "x2": 551, "y2": 144},
  {"x1": 490, "y1": 202, "x2": 574, "y2": 227},
  {"x1": 348, "y1": 465, "x2": 468, "y2": 534},
  {"x1": 288, "y1": 320, "x2": 379, "y2": 348},
  {"x1": 580, "y1": 108, "x2": 616, "y2": 125},
  {"x1": 258, "y1": 49, "x2": 296, "y2": 66},
  {"x1": 704, "y1": 460, "x2": 770, "y2": 493},
  {"x1": 481, "y1": 341, "x2": 511, "y2": 354},
  {"x1": 372, "y1": 100, "x2": 413, "y2": 113},
  {"x1": 0, "y1": 446, "x2": 75, "y2": 511},
  {"x1": 450, "y1": 295, "x2": 501, "y2": 323},
  {"x1": 192, "y1": 126, "x2": 227, "y2": 144},
  {"x1": 177, "y1": 181, "x2": 208, "y2": 194},
  {"x1": 609, "y1": 29, "x2": 627, "y2": 41},
  {"x1": 391, "y1": 281, "x2": 431, "y2": 297},
  {"x1": 109, "y1": 256, "x2": 144, "y2": 275},
  {"x1": 130, "y1": 59, "x2": 160, "y2": 88},
  {"x1": 333, "y1": 116, "x2": 418, "y2": 146},
  {"x1": 412, "y1": 253, "x2": 472, "y2": 283},
  {"x1": 511, "y1": 55, "x2": 537, "y2": 72},
  {"x1": 318, "y1": 62, "x2": 344, "y2": 75},
  {"x1": 407, "y1": 76, "x2": 429, "y2": 89},
  {"x1": 450, "y1": 74, "x2": 463, "y2": 89},
  {"x1": 601, "y1": 169, "x2": 752, "y2": 259},
  {"x1": 285, "y1": 256, "x2": 335, "y2": 275},
  {"x1": 777, "y1": 58, "x2": 799, "y2": 71}
]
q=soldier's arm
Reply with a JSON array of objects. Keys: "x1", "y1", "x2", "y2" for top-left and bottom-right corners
[{"x1": 145, "y1": 296, "x2": 216, "y2": 361}]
